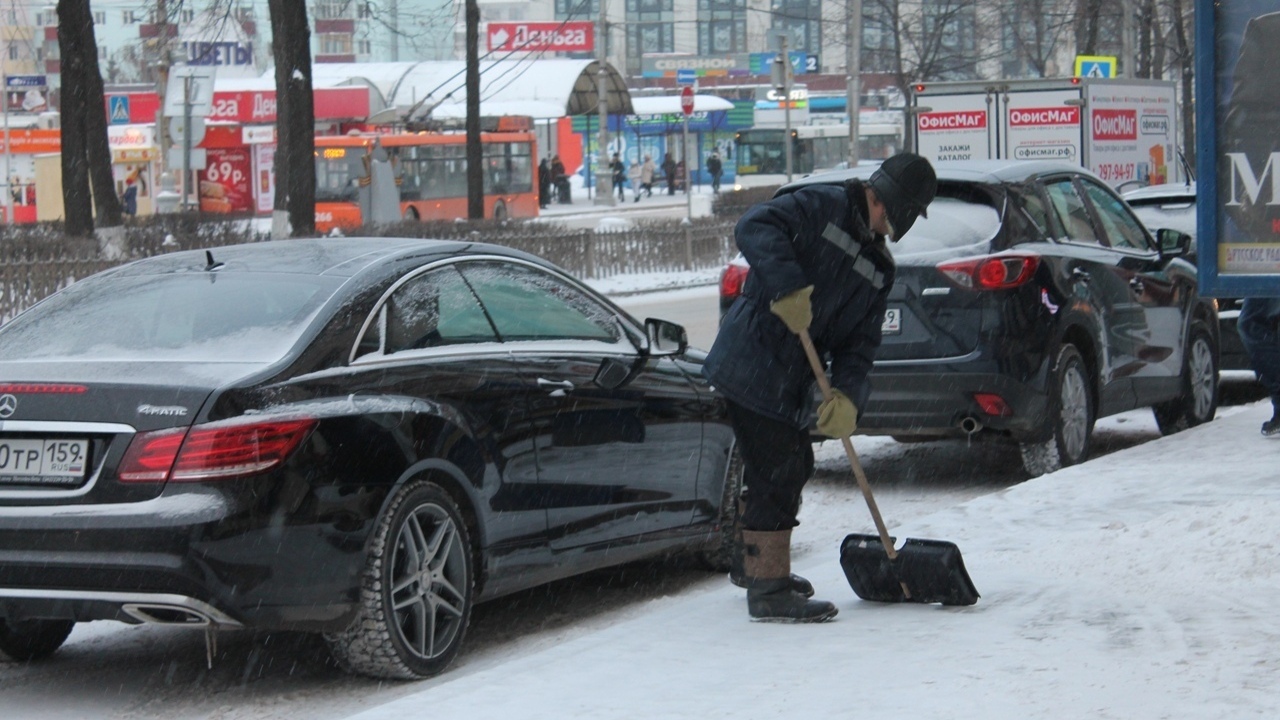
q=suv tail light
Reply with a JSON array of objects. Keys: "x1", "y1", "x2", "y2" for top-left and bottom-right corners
[
  {"x1": 119, "y1": 417, "x2": 317, "y2": 483},
  {"x1": 937, "y1": 253, "x2": 1040, "y2": 290},
  {"x1": 720, "y1": 263, "x2": 750, "y2": 302}
]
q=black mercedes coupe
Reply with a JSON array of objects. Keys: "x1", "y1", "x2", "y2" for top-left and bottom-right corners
[{"x1": 0, "y1": 238, "x2": 739, "y2": 679}]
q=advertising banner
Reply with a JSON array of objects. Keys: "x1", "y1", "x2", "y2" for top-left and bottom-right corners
[
  {"x1": 1086, "y1": 83, "x2": 1176, "y2": 188},
  {"x1": 199, "y1": 148, "x2": 252, "y2": 214},
  {"x1": 914, "y1": 94, "x2": 993, "y2": 162},
  {"x1": 486, "y1": 22, "x2": 593, "y2": 53},
  {"x1": 1196, "y1": 0, "x2": 1280, "y2": 293},
  {"x1": 1000, "y1": 91, "x2": 1081, "y2": 163}
]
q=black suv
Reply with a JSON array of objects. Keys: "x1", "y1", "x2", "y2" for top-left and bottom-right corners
[{"x1": 720, "y1": 160, "x2": 1219, "y2": 476}]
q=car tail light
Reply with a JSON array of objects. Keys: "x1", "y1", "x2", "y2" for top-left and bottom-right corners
[
  {"x1": 118, "y1": 417, "x2": 317, "y2": 483},
  {"x1": 937, "y1": 253, "x2": 1040, "y2": 291},
  {"x1": 973, "y1": 393, "x2": 1013, "y2": 418},
  {"x1": 720, "y1": 263, "x2": 750, "y2": 302}
]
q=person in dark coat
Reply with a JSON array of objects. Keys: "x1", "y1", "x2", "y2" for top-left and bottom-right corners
[
  {"x1": 662, "y1": 153, "x2": 677, "y2": 195},
  {"x1": 1238, "y1": 298, "x2": 1280, "y2": 437},
  {"x1": 538, "y1": 157, "x2": 551, "y2": 209},
  {"x1": 121, "y1": 178, "x2": 138, "y2": 217},
  {"x1": 707, "y1": 151, "x2": 723, "y2": 193},
  {"x1": 551, "y1": 155, "x2": 570, "y2": 204},
  {"x1": 703, "y1": 152, "x2": 937, "y2": 622},
  {"x1": 1222, "y1": 11, "x2": 1280, "y2": 243},
  {"x1": 610, "y1": 153, "x2": 626, "y2": 200}
]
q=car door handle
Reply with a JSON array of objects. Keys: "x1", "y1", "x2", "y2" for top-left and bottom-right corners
[
  {"x1": 1129, "y1": 277, "x2": 1145, "y2": 294},
  {"x1": 537, "y1": 378, "x2": 575, "y2": 391},
  {"x1": 1072, "y1": 267, "x2": 1090, "y2": 283}
]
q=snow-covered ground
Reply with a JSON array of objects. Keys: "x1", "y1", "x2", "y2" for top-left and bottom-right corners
[
  {"x1": 4, "y1": 274, "x2": 1277, "y2": 719},
  {"x1": 347, "y1": 401, "x2": 1280, "y2": 720}
]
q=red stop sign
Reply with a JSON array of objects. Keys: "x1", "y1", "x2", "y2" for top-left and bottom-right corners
[{"x1": 680, "y1": 86, "x2": 694, "y2": 117}]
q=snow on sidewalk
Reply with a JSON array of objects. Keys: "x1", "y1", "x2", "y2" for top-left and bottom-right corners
[{"x1": 348, "y1": 403, "x2": 1280, "y2": 720}]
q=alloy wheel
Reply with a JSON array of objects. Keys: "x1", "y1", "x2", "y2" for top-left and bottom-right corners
[
  {"x1": 389, "y1": 503, "x2": 468, "y2": 661},
  {"x1": 1059, "y1": 362, "x2": 1090, "y2": 463}
]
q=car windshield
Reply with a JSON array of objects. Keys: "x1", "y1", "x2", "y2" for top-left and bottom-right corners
[
  {"x1": 890, "y1": 195, "x2": 1002, "y2": 259},
  {"x1": 0, "y1": 272, "x2": 342, "y2": 363}
]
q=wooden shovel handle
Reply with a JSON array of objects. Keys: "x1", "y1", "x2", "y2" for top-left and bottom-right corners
[{"x1": 798, "y1": 328, "x2": 898, "y2": 561}]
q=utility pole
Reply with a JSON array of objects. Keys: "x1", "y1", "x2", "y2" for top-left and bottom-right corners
[
  {"x1": 1121, "y1": 0, "x2": 1135, "y2": 77},
  {"x1": 779, "y1": 33, "x2": 793, "y2": 184},
  {"x1": 846, "y1": 0, "x2": 861, "y2": 168},
  {"x1": 595, "y1": 0, "x2": 614, "y2": 206}
]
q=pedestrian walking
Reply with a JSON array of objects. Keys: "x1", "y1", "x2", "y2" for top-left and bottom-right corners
[
  {"x1": 628, "y1": 161, "x2": 643, "y2": 202},
  {"x1": 1238, "y1": 297, "x2": 1280, "y2": 437},
  {"x1": 702, "y1": 152, "x2": 937, "y2": 622},
  {"x1": 120, "y1": 178, "x2": 138, "y2": 218},
  {"x1": 611, "y1": 153, "x2": 626, "y2": 200},
  {"x1": 638, "y1": 155, "x2": 656, "y2": 200},
  {"x1": 707, "y1": 151, "x2": 724, "y2": 194}
]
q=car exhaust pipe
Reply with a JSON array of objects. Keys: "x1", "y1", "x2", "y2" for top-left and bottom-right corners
[
  {"x1": 959, "y1": 416, "x2": 983, "y2": 435},
  {"x1": 121, "y1": 603, "x2": 216, "y2": 627}
]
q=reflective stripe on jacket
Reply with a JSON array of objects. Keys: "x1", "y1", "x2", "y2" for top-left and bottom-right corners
[{"x1": 704, "y1": 181, "x2": 895, "y2": 427}]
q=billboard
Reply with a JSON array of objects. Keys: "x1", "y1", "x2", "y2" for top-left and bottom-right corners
[
  {"x1": 486, "y1": 22, "x2": 593, "y2": 53},
  {"x1": 1197, "y1": 0, "x2": 1280, "y2": 295}
]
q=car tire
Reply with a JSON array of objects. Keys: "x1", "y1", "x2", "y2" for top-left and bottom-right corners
[
  {"x1": 0, "y1": 618, "x2": 75, "y2": 662},
  {"x1": 1020, "y1": 343, "x2": 1094, "y2": 477},
  {"x1": 699, "y1": 445, "x2": 744, "y2": 572},
  {"x1": 1153, "y1": 322, "x2": 1219, "y2": 435},
  {"x1": 325, "y1": 480, "x2": 474, "y2": 680}
]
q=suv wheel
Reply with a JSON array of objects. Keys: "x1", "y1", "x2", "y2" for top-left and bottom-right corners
[
  {"x1": 1020, "y1": 343, "x2": 1094, "y2": 477},
  {"x1": 1153, "y1": 322, "x2": 1219, "y2": 435}
]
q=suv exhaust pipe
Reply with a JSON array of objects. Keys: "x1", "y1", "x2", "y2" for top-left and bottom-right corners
[{"x1": 959, "y1": 416, "x2": 983, "y2": 435}]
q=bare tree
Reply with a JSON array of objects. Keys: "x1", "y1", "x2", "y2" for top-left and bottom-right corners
[
  {"x1": 268, "y1": 0, "x2": 316, "y2": 237},
  {"x1": 1001, "y1": 0, "x2": 1077, "y2": 77},
  {"x1": 866, "y1": 0, "x2": 1006, "y2": 97},
  {"x1": 56, "y1": 0, "x2": 123, "y2": 243}
]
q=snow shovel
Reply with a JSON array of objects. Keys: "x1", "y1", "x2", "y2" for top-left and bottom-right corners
[{"x1": 798, "y1": 329, "x2": 979, "y2": 606}]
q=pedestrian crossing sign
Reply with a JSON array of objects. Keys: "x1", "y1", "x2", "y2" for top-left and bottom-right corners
[
  {"x1": 108, "y1": 95, "x2": 130, "y2": 124},
  {"x1": 1074, "y1": 55, "x2": 1117, "y2": 79}
]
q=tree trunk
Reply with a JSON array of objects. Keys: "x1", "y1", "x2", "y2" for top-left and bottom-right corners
[
  {"x1": 56, "y1": 0, "x2": 95, "y2": 237},
  {"x1": 465, "y1": 0, "x2": 483, "y2": 219},
  {"x1": 268, "y1": 0, "x2": 316, "y2": 237},
  {"x1": 1170, "y1": 0, "x2": 1194, "y2": 170}
]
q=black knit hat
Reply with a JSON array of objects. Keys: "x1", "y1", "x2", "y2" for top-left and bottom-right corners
[{"x1": 868, "y1": 152, "x2": 937, "y2": 239}]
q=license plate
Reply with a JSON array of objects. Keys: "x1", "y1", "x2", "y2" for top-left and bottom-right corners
[
  {"x1": 881, "y1": 307, "x2": 902, "y2": 335},
  {"x1": 0, "y1": 439, "x2": 89, "y2": 486}
]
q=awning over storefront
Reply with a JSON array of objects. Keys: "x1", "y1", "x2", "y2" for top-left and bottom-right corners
[{"x1": 307, "y1": 60, "x2": 633, "y2": 123}]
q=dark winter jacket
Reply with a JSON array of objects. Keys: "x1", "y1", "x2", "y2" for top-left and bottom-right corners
[{"x1": 703, "y1": 181, "x2": 894, "y2": 427}]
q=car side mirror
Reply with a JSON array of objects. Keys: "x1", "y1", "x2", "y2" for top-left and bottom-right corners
[
  {"x1": 645, "y1": 318, "x2": 687, "y2": 357},
  {"x1": 1156, "y1": 228, "x2": 1192, "y2": 257}
]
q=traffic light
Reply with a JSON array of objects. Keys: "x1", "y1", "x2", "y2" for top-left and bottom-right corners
[{"x1": 770, "y1": 54, "x2": 790, "y2": 94}]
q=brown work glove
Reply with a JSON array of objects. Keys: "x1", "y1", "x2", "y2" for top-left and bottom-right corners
[
  {"x1": 769, "y1": 285, "x2": 814, "y2": 334},
  {"x1": 817, "y1": 389, "x2": 858, "y2": 438}
]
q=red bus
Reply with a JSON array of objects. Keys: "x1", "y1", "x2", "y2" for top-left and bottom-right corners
[{"x1": 314, "y1": 125, "x2": 539, "y2": 232}]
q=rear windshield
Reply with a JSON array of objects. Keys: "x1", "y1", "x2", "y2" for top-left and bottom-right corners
[
  {"x1": 891, "y1": 195, "x2": 1002, "y2": 259},
  {"x1": 0, "y1": 272, "x2": 341, "y2": 363}
]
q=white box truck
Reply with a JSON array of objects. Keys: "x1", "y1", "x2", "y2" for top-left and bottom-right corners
[{"x1": 909, "y1": 77, "x2": 1183, "y2": 189}]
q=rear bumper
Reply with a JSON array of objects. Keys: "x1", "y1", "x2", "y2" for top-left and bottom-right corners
[
  {"x1": 859, "y1": 366, "x2": 1050, "y2": 440},
  {"x1": 0, "y1": 485, "x2": 368, "y2": 633}
]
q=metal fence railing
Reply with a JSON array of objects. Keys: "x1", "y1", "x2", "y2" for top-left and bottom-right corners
[{"x1": 0, "y1": 216, "x2": 739, "y2": 321}]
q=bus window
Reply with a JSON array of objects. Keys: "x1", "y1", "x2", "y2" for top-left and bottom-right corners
[{"x1": 315, "y1": 146, "x2": 364, "y2": 202}]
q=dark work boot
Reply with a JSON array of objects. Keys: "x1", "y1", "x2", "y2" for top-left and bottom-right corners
[
  {"x1": 729, "y1": 500, "x2": 814, "y2": 597},
  {"x1": 742, "y1": 530, "x2": 837, "y2": 623}
]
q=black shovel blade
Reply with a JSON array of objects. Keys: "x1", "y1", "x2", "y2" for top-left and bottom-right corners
[{"x1": 840, "y1": 533, "x2": 979, "y2": 606}]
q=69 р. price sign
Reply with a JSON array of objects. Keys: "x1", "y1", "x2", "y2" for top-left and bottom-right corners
[{"x1": 199, "y1": 148, "x2": 252, "y2": 214}]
